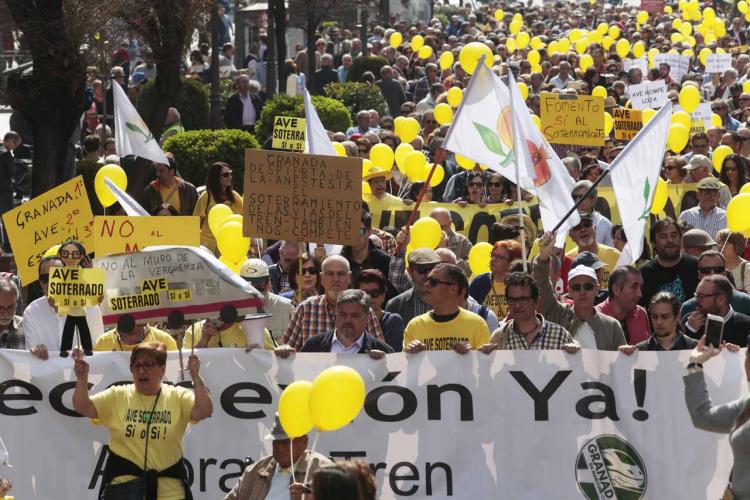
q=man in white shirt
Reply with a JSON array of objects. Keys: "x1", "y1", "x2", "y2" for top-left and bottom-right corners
[
  {"x1": 549, "y1": 61, "x2": 574, "y2": 90},
  {"x1": 24, "y1": 256, "x2": 104, "y2": 360}
]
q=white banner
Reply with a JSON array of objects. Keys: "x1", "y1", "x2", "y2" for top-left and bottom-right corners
[
  {"x1": 627, "y1": 81, "x2": 669, "y2": 110},
  {"x1": 0, "y1": 349, "x2": 742, "y2": 499},
  {"x1": 652, "y1": 54, "x2": 690, "y2": 83}
]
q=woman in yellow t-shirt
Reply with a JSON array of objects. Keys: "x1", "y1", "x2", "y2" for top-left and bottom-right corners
[
  {"x1": 468, "y1": 240, "x2": 523, "y2": 321},
  {"x1": 193, "y1": 162, "x2": 243, "y2": 254},
  {"x1": 73, "y1": 342, "x2": 212, "y2": 500}
]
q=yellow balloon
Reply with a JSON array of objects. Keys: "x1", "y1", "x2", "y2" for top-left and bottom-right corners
[
  {"x1": 682, "y1": 49, "x2": 694, "y2": 57},
  {"x1": 727, "y1": 194, "x2": 750, "y2": 233},
  {"x1": 516, "y1": 31, "x2": 531, "y2": 49},
  {"x1": 548, "y1": 40, "x2": 559, "y2": 54},
  {"x1": 390, "y1": 32, "x2": 403, "y2": 48},
  {"x1": 740, "y1": 0, "x2": 749, "y2": 14},
  {"x1": 712, "y1": 145, "x2": 734, "y2": 172},
  {"x1": 218, "y1": 255, "x2": 242, "y2": 274},
  {"x1": 671, "y1": 110, "x2": 692, "y2": 129},
  {"x1": 506, "y1": 37, "x2": 517, "y2": 53},
  {"x1": 699, "y1": 47, "x2": 712, "y2": 66},
  {"x1": 361, "y1": 159, "x2": 373, "y2": 179},
  {"x1": 680, "y1": 22, "x2": 693, "y2": 36},
  {"x1": 632, "y1": 41, "x2": 646, "y2": 58},
  {"x1": 664, "y1": 5, "x2": 673, "y2": 14},
  {"x1": 678, "y1": 85, "x2": 701, "y2": 113},
  {"x1": 220, "y1": 213, "x2": 243, "y2": 231},
  {"x1": 309, "y1": 366, "x2": 365, "y2": 432},
  {"x1": 575, "y1": 39, "x2": 589, "y2": 55},
  {"x1": 651, "y1": 178, "x2": 669, "y2": 214},
  {"x1": 667, "y1": 123, "x2": 690, "y2": 153},
  {"x1": 94, "y1": 164, "x2": 127, "y2": 208},
  {"x1": 434, "y1": 103, "x2": 453, "y2": 125},
  {"x1": 393, "y1": 116, "x2": 405, "y2": 136},
  {"x1": 569, "y1": 29, "x2": 582, "y2": 42},
  {"x1": 558, "y1": 38, "x2": 571, "y2": 53},
  {"x1": 455, "y1": 153, "x2": 476, "y2": 170},
  {"x1": 703, "y1": 6, "x2": 716, "y2": 20},
  {"x1": 517, "y1": 82, "x2": 529, "y2": 101},
  {"x1": 468, "y1": 242, "x2": 492, "y2": 275},
  {"x1": 530, "y1": 63, "x2": 542, "y2": 74},
  {"x1": 411, "y1": 162, "x2": 429, "y2": 182},
  {"x1": 369, "y1": 143, "x2": 394, "y2": 169},
  {"x1": 217, "y1": 221, "x2": 250, "y2": 262},
  {"x1": 592, "y1": 86, "x2": 607, "y2": 98},
  {"x1": 429, "y1": 164, "x2": 445, "y2": 187},
  {"x1": 716, "y1": 47, "x2": 726, "y2": 54},
  {"x1": 332, "y1": 141, "x2": 346, "y2": 156},
  {"x1": 44, "y1": 244, "x2": 61, "y2": 258},
  {"x1": 362, "y1": 181, "x2": 371, "y2": 195},
  {"x1": 411, "y1": 35, "x2": 424, "y2": 51},
  {"x1": 397, "y1": 117, "x2": 420, "y2": 143},
  {"x1": 531, "y1": 114, "x2": 542, "y2": 130},
  {"x1": 642, "y1": 108, "x2": 656, "y2": 124},
  {"x1": 509, "y1": 19, "x2": 522, "y2": 35},
  {"x1": 404, "y1": 151, "x2": 427, "y2": 180},
  {"x1": 671, "y1": 32, "x2": 684, "y2": 44},
  {"x1": 579, "y1": 54, "x2": 594, "y2": 71},
  {"x1": 418, "y1": 45, "x2": 433, "y2": 59},
  {"x1": 637, "y1": 10, "x2": 649, "y2": 24},
  {"x1": 648, "y1": 48, "x2": 659, "y2": 64},
  {"x1": 741, "y1": 183, "x2": 750, "y2": 194},
  {"x1": 745, "y1": 10, "x2": 750, "y2": 22},
  {"x1": 615, "y1": 39, "x2": 631, "y2": 58},
  {"x1": 672, "y1": 18, "x2": 683, "y2": 30},
  {"x1": 447, "y1": 86, "x2": 463, "y2": 107},
  {"x1": 494, "y1": 9, "x2": 505, "y2": 21},
  {"x1": 527, "y1": 49, "x2": 541, "y2": 65},
  {"x1": 711, "y1": 112, "x2": 722, "y2": 127},
  {"x1": 602, "y1": 36, "x2": 614, "y2": 50},
  {"x1": 530, "y1": 36, "x2": 543, "y2": 50},
  {"x1": 604, "y1": 112, "x2": 614, "y2": 135},
  {"x1": 608, "y1": 26, "x2": 621, "y2": 39},
  {"x1": 279, "y1": 381, "x2": 314, "y2": 438},
  {"x1": 459, "y1": 42, "x2": 493, "y2": 75},
  {"x1": 208, "y1": 204, "x2": 233, "y2": 236},
  {"x1": 394, "y1": 143, "x2": 413, "y2": 171},
  {"x1": 439, "y1": 51, "x2": 454, "y2": 70},
  {"x1": 411, "y1": 217, "x2": 441, "y2": 249},
  {"x1": 596, "y1": 23, "x2": 608, "y2": 35},
  {"x1": 744, "y1": 81, "x2": 750, "y2": 94}
]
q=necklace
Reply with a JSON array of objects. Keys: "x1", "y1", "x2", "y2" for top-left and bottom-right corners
[{"x1": 514, "y1": 318, "x2": 540, "y2": 336}]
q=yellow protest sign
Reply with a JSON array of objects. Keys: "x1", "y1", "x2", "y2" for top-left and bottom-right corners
[
  {"x1": 540, "y1": 93, "x2": 605, "y2": 146},
  {"x1": 272, "y1": 116, "x2": 307, "y2": 152},
  {"x1": 2, "y1": 176, "x2": 94, "y2": 285},
  {"x1": 48, "y1": 267, "x2": 105, "y2": 308},
  {"x1": 613, "y1": 108, "x2": 643, "y2": 140},
  {"x1": 93, "y1": 216, "x2": 200, "y2": 256}
]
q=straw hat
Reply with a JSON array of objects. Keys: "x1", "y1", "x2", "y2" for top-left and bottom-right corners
[{"x1": 363, "y1": 165, "x2": 393, "y2": 182}]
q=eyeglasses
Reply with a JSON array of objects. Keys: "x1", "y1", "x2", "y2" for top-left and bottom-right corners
[
  {"x1": 571, "y1": 219, "x2": 593, "y2": 231},
  {"x1": 412, "y1": 264, "x2": 435, "y2": 275},
  {"x1": 360, "y1": 288, "x2": 383, "y2": 298},
  {"x1": 301, "y1": 267, "x2": 317, "y2": 275},
  {"x1": 221, "y1": 171, "x2": 233, "y2": 178},
  {"x1": 506, "y1": 295, "x2": 533, "y2": 305},
  {"x1": 60, "y1": 250, "x2": 83, "y2": 259},
  {"x1": 569, "y1": 282, "x2": 596, "y2": 292},
  {"x1": 695, "y1": 292, "x2": 720, "y2": 300},
  {"x1": 488, "y1": 181, "x2": 503, "y2": 187},
  {"x1": 131, "y1": 361, "x2": 159, "y2": 371},
  {"x1": 0, "y1": 304, "x2": 16, "y2": 314},
  {"x1": 425, "y1": 276, "x2": 456, "y2": 287},
  {"x1": 699, "y1": 266, "x2": 725, "y2": 274},
  {"x1": 38, "y1": 273, "x2": 49, "y2": 284},
  {"x1": 572, "y1": 193, "x2": 588, "y2": 200},
  {"x1": 468, "y1": 182, "x2": 484, "y2": 188}
]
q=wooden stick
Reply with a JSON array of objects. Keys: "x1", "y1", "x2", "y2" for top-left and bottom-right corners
[{"x1": 190, "y1": 323, "x2": 195, "y2": 357}]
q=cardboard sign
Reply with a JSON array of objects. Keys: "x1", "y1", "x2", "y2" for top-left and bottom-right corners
[
  {"x1": 48, "y1": 267, "x2": 105, "y2": 308},
  {"x1": 540, "y1": 93, "x2": 605, "y2": 146},
  {"x1": 272, "y1": 116, "x2": 306, "y2": 152},
  {"x1": 93, "y1": 216, "x2": 200, "y2": 257},
  {"x1": 2, "y1": 176, "x2": 94, "y2": 285},
  {"x1": 705, "y1": 53, "x2": 732, "y2": 73},
  {"x1": 652, "y1": 54, "x2": 690, "y2": 83},
  {"x1": 613, "y1": 108, "x2": 643, "y2": 140},
  {"x1": 627, "y1": 81, "x2": 668, "y2": 109},
  {"x1": 622, "y1": 57, "x2": 648, "y2": 76},
  {"x1": 243, "y1": 150, "x2": 362, "y2": 245}
]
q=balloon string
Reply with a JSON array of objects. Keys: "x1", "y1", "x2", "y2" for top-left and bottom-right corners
[
  {"x1": 302, "y1": 431, "x2": 320, "y2": 486},
  {"x1": 289, "y1": 441, "x2": 295, "y2": 486}
]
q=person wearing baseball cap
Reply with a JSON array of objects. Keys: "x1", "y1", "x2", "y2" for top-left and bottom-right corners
[
  {"x1": 678, "y1": 177, "x2": 727, "y2": 240},
  {"x1": 685, "y1": 154, "x2": 732, "y2": 208},
  {"x1": 239, "y1": 258, "x2": 294, "y2": 343},
  {"x1": 385, "y1": 248, "x2": 441, "y2": 325},
  {"x1": 224, "y1": 413, "x2": 332, "y2": 500},
  {"x1": 535, "y1": 231, "x2": 627, "y2": 350}
]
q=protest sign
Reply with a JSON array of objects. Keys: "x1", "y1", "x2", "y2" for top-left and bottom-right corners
[
  {"x1": 94, "y1": 246, "x2": 264, "y2": 326},
  {"x1": 93, "y1": 216, "x2": 200, "y2": 257},
  {"x1": 272, "y1": 116, "x2": 307, "y2": 152},
  {"x1": 705, "y1": 53, "x2": 733, "y2": 73},
  {"x1": 627, "y1": 81, "x2": 668, "y2": 109},
  {"x1": 2, "y1": 176, "x2": 94, "y2": 285},
  {"x1": 243, "y1": 150, "x2": 362, "y2": 245},
  {"x1": 0, "y1": 349, "x2": 737, "y2": 499},
  {"x1": 652, "y1": 53, "x2": 690, "y2": 82},
  {"x1": 48, "y1": 267, "x2": 105, "y2": 308},
  {"x1": 675, "y1": 103, "x2": 712, "y2": 134},
  {"x1": 641, "y1": 0, "x2": 665, "y2": 13},
  {"x1": 540, "y1": 93, "x2": 605, "y2": 146},
  {"x1": 613, "y1": 107, "x2": 643, "y2": 140},
  {"x1": 622, "y1": 57, "x2": 648, "y2": 76}
]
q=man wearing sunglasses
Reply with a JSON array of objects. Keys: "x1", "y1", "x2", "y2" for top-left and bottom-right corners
[
  {"x1": 565, "y1": 214, "x2": 620, "y2": 289},
  {"x1": 683, "y1": 274, "x2": 750, "y2": 347},
  {"x1": 385, "y1": 248, "x2": 442, "y2": 325},
  {"x1": 24, "y1": 256, "x2": 104, "y2": 360},
  {"x1": 536, "y1": 232, "x2": 626, "y2": 350},
  {"x1": 680, "y1": 250, "x2": 750, "y2": 323},
  {"x1": 570, "y1": 181, "x2": 614, "y2": 247},
  {"x1": 403, "y1": 263, "x2": 490, "y2": 354}
]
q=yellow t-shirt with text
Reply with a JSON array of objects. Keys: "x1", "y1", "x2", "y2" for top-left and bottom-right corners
[
  {"x1": 94, "y1": 326, "x2": 178, "y2": 352},
  {"x1": 91, "y1": 384, "x2": 195, "y2": 500},
  {"x1": 403, "y1": 308, "x2": 490, "y2": 350},
  {"x1": 182, "y1": 321, "x2": 275, "y2": 349},
  {"x1": 483, "y1": 280, "x2": 507, "y2": 319}
]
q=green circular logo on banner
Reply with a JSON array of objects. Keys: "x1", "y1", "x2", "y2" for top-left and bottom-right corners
[{"x1": 575, "y1": 434, "x2": 647, "y2": 500}]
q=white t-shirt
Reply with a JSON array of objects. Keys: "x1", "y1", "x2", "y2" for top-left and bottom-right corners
[
  {"x1": 22, "y1": 296, "x2": 104, "y2": 349},
  {"x1": 575, "y1": 321, "x2": 597, "y2": 349}
]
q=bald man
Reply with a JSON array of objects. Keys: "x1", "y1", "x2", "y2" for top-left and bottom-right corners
[{"x1": 430, "y1": 207, "x2": 473, "y2": 262}]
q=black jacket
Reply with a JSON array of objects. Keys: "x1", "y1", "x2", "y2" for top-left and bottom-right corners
[
  {"x1": 299, "y1": 331, "x2": 394, "y2": 353},
  {"x1": 224, "y1": 92, "x2": 263, "y2": 130},
  {"x1": 314, "y1": 67, "x2": 339, "y2": 95},
  {"x1": 716, "y1": 312, "x2": 750, "y2": 347}
]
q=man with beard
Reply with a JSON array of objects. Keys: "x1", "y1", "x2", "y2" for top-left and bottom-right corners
[
  {"x1": 619, "y1": 292, "x2": 697, "y2": 353},
  {"x1": 684, "y1": 274, "x2": 750, "y2": 346},
  {"x1": 595, "y1": 266, "x2": 650, "y2": 345},
  {"x1": 638, "y1": 219, "x2": 699, "y2": 307},
  {"x1": 0, "y1": 277, "x2": 22, "y2": 349}
]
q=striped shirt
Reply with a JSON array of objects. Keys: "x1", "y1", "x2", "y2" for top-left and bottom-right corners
[
  {"x1": 282, "y1": 294, "x2": 384, "y2": 350},
  {"x1": 490, "y1": 314, "x2": 575, "y2": 350},
  {"x1": 678, "y1": 205, "x2": 727, "y2": 240}
]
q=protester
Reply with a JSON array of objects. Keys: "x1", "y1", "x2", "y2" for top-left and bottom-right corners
[
  {"x1": 268, "y1": 240, "x2": 301, "y2": 295},
  {"x1": 685, "y1": 274, "x2": 750, "y2": 346},
  {"x1": 224, "y1": 75, "x2": 263, "y2": 133},
  {"x1": 468, "y1": 240, "x2": 522, "y2": 319},
  {"x1": 0, "y1": 277, "x2": 22, "y2": 349},
  {"x1": 355, "y1": 269, "x2": 404, "y2": 352},
  {"x1": 94, "y1": 320, "x2": 178, "y2": 351},
  {"x1": 571, "y1": 180, "x2": 614, "y2": 247},
  {"x1": 311, "y1": 462, "x2": 369, "y2": 500},
  {"x1": 620, "y1": 292, "x2": 697, "y2": 353},
  {"x1": 340, "y1": 211, "x2": 392, "y2": 291},
  {"x1": 73, "y1": 343, "x2": 211, "y2": 499},
  {"x1": 678, "y1": 177, "x2": 727, "y2": 240},
  {"x1": 238, "y1": 258, "x2": 294, "y2": 343},
  {"x1": 281, "y1": 252, "x2": 321, "y2": 305},
  {"x1": 193, "y1": 162, "x2": 243, "y2": 254},
  {"x1": 141, "y1": 155, "x2": 199, "y2": 216},
  {"x1": 430, "y1": 207, "x2": 472, "y2": 263},
  {"x1": 565, "y1": 214, "x2": 620, "y2": 288},
  {"x1": 680, "y1": 250, "x2": 750, "y2": 318},
  {"x1": 595, "y1": 266, "x2": 650, "y2": 345},
  {"x1": 385, "y1": 248, "x2": 440, "y2": 325},
  {"x1": 716, "y1": 229, "x2": 750, "y2": 292},
  {"x1": 682, "y1": 228, "x2": 717, "y2": 257}
]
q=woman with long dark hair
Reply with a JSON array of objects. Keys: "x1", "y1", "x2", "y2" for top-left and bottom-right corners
[
  {"x1": 280, "y1": 253, "x2": 322, "y2": 306},
  {"x1": 452, "y1": 172, "x2": 486, "y2": 206},
  {"x1": 719, "y1": 154, "x2": 749, "y2": 196},
  {"x1": 193, "y1": 162, "x2": 243, "y2": 254}
]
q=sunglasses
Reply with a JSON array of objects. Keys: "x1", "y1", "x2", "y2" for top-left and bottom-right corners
[
  {"x1": 301, "y1": 267, "x2": 317, "y2": 275},
  {"x1": 425, "y1": 276, "x2": 456, "y2": 287},
  {"x1": 39, "y1": 273, "x2": 50, "y2": 284},
  {"x1": 221, "y1": 171, "x2": 233, "y2": 178},
  {"x1": 487, "y1": 181, "x2": 503, "y2": 187},
  {"x1": 468, "y1": 182, "x2": 484, "y2": 188},
  {"x1": 699, "y1": 266, "x2": 725, "y2": 274},
  {"x1": 571, "y1": 219, "x2": 593, "y2": 231},
  {"x1": 412, "y1": 264, "x2": 435, "y2": 275},
  {"x1": 712, "y1": 107, "x2": 726, "y2": 112},
  {"x1": 360, "y1": 288, "x2": 383, "y2": 298},
  {"x1": 569, "y1": 282, "x2": 596, "y2": 292}
]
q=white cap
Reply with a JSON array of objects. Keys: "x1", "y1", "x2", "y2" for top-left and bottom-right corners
[{"x1": 568, "y1": 266, "x2": 598, "y2": 283}]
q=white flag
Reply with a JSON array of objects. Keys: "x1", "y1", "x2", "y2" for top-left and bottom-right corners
[
  {"x1": 301, "y1": 74, "x2": 337, "y2": 156},
  {"x1": 104, "y1": 177, "x2": 150, "y2": 216},
  {"x1": 443, "y1": 64, "x2": 579, "y2": 245},
  {"x1": 113, "y1": 82, "x2": 170, "y2": 165},
  {"x1": 610, "y1": 102, "x2": 672, "y2": 267}
]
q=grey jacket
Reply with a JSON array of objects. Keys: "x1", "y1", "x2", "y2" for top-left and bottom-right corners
[
  {"x1": 684, "y1": 371, "x2": 750, "y2": 500},
  {"x1": 533, "y1": 257, "x2": 626, "y2": 351}
]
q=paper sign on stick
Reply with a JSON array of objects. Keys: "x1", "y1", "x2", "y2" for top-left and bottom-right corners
[
  {"x1": 93, "y1": 216, "x2": 200, "y2": 257},
  {"x1": 2, "y1": 176, "x2": 94, "y2": 285},
  {"x1": 627, "y1": 81, "x2": 668, "y2": 109},
  {"x1": 705, "y1": 54, "x2": 732, "y2": 73},
  {"x1": 243, "y1": 150, "x2": 362, "y2": 245},
  {"x1": 613, "y1": 108, "x2": 643, "y2": 140},
  {"x1": 540, "y1": 93, "x2": 605, "y2": 146},
  {"x1": 48, "y1": 267, "x2": 105, "y2": 308},
  {"x1": 272, "y1": 116, "x2": 307, "y2": 152}
]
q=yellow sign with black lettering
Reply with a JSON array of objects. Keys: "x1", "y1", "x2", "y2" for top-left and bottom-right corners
[
  {"x1": 540, "y1": 93, "x2": 605, "y2": 146},
  {"x1": 272, "y1": 116, "x2": 306, "y2": 152},
  {"x1": 48, "y1": 267, "x2": 105, "y2": 308},
  {"x1": 613, "y1": 108, "x2": 643, "y2": 141}
]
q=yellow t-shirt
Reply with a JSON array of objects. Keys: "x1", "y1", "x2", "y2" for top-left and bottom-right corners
[
  {"x1": 565, "y1": 244, "x2": 621, "y2": 288},
  {"x1": 403, "y1": 308, "x2": 490, "y2": 351},
  {"x1": 182, "y1": 321, "x2": 275, "y2": 349},
  {"x1": 159, "y1": 184, "x2": 181, "y2": 213},
  {"x1": 91, "y1": 384, "x2": 195, "y2": 500},
  {"x1": 94, "y1": 326, "x2": 179, "y2": 352},
  {"x1": 192, "y1": 191, "x2": 243, "y2": 253},
  {"x1": 483, "y1": 280, "x2": 507, "y2": 319}
]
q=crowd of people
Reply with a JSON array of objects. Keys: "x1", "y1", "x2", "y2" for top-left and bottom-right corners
[{"x1": 6, "y1": 0, "x2": 750, "y2": 497}]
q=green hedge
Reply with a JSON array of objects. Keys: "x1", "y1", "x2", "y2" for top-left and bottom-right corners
[
  {"x1": 324, "y1": 82, "x2": 388, "y2": 120},
  {"x1": 137, "y1": 78, "x2": 209, "y2": 131},
  {"x1": 255, "y1": 93, "x2": 352, "y2": 141},
  {"x1": 163, "y1": 129, "x2": 261, "y2": 191},
  {"x1": 347, "y1": 55, "x2": 388, "y2": 83},
  {"x1": 203, "y1": 79, "x2": 235, "y2": 112}
]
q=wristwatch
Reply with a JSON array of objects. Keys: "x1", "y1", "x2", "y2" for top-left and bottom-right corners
[{"x1": 687, "y1": 361, "x2": 703, "y2": 372}]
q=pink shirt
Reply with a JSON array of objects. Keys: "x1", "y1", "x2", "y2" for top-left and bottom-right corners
[{"x1": 595, "y1": 299, "x2": 650, "y2": 345}]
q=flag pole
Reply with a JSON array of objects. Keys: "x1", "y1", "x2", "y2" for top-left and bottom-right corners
[{"x1": 507, "y1": 73, "x2": 527, "y2": 272}]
